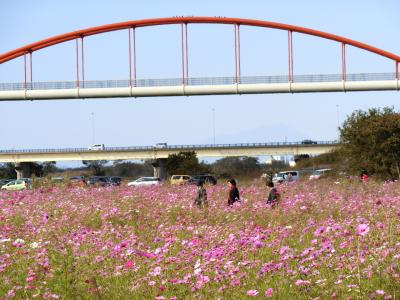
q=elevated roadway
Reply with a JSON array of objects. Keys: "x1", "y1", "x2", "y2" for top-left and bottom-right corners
[
  {"x1": 0, "y1": 141, "x2": 338, "y2": 163},
  {"x1": 0, "y1": 74, "x2": 398, "y2": 100}
]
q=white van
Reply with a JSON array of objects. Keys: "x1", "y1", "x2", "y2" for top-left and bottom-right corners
[
  {"x1": 272, "y1": 171, "x2": 300, "y2": 183},
  {"x1": 154, "y1": 143, "x2": 168, "y2": 149},
  {"x1": 309, "y1": 168, "x2": 331, "y2": 180},
  {"x1": 88, "y1": 144, "x2": 105, "y2": 151}
]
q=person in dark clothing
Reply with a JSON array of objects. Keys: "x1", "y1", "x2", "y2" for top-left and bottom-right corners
[
  {"x1": 360, "y1": 169, "x2": 369, "y2": 182},
  {"x1": 266, "y1": 181, "x2": 280, "y2": 207},
  {"x1": 193, "y1": 180, "x2": 208, "y2": 208},
  {"x1": 227, "y1": 179, "x2": 240, "y2": 206}
]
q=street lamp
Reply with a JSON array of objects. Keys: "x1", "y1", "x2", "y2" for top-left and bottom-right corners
[
  {"x1": 212, "y1": 108, "x2": 216, "y2": 145},
  {"x1": 91, "y1": 112, "x2": 95, "y2": 145}
]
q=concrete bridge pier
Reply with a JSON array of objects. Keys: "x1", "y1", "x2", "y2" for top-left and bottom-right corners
[
  {"x1": 152, "y1": 158, "x2": 167, "y2": 180},
  {"x1": 15, "y1": 162, "x2": 32, "y2": 179}
]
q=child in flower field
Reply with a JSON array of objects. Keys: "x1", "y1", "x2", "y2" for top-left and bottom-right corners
[
  {"x1": 227, "y1": 179, "x2": 240, "y2": 206},
  {"x1": 266, "y1": 181, "x2": 280, "y2": 207},
  {"x1": 193, "y1": 180, "x2": 208, "y2": 208}
]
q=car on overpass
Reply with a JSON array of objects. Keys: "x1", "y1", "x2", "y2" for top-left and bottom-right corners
[
  {"x1": 88, "y1": 144, "x2": 105, "y2": 151},
  {"x1": 127, "y1": 177, "x2": 162, "y2": 187},
  {"x1": 301, "y1": 140, "x2": 318, "y2": 144}
]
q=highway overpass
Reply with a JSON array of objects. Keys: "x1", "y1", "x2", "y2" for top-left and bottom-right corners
[
  {"x1": 0, "y1": 141, "x2": 338, "y2": 163},
  {"x1": 0, "y1": 141, "x2": 338, "y2": 178}
]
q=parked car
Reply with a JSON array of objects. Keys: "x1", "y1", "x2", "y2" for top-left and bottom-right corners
[
  {"x1": 189, "y1": 175, "x2": 217, "y2": 185},
  {"x1": 88, "y1": 144, "x2": 105, "y2": 151},
  {"x1": 170, "y1": 175, "x2": 192, "y2": 185},
  {"x1": 309, "y1": 168, "x2": 332, "y2": 180},
  {"x1": 127, "y1": 177, "x2": 162, "y2": 186},
  {"x1": 108, "y1": 176, "x2": 122, "y2": 186},
  {"x1": 1, "y1": 179, "x2": 31, "y2": 191},
  {"x1": 70, "y1": 176, "x2": 86, "y2": 185},
  {"x1": 0, "y1": 179, "x2": 13, "y2": 188},
  {"x1": 87, "y1": 176, "x2": 110, "y2": 187},
  {"x1": 272, "y1": 171, "x2": 300, "y2": 183},
  {"x1": 51, "y1": 176, "x2": 64, "y2": 182}
]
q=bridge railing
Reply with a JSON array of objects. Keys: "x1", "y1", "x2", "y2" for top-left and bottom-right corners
[
  {"x1": 0, "y1": 73, "x2": 397, "y2": 91},
  {"x1": 0, "y1": 141, "x2": 338, "y2": 154}
]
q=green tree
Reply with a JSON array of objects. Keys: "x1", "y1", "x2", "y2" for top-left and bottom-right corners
[
  {"x1": 339, "y1": 107, "x2": 400, "y2": 180},
  {"x1": 165, "y1": 151, "x2": 208, "y2": 175},
  {"x1": 0, "y1": 163, "x2": 17, "y2": 179},
  {"x1": 211, "y1": 156, "x2": 262, "y2": 179},
  {"x1": 82, "y1": 160, "x2": 108, "y2": 176}
]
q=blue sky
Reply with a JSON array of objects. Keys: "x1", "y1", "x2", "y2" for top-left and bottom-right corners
[{"x1": 0, "y1": 0, "x2": 399, "y2": 154}]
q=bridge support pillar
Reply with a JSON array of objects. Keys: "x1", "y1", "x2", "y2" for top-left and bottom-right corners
[
  {"x1": 152, "y1": 159, "x2": 167, "y2": 180},
  {"x1": 15, "y1": 162, "x2": 32, "y2": 179}
]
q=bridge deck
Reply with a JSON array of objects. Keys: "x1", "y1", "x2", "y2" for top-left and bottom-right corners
[
  {"x1": 0, "y1": 73, "x2": 398, "y2": 100},
  {"x1": 0, "y1": 141, "x2": 338, "y2": 163}
]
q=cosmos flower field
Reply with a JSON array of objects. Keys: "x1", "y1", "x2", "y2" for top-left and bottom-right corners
[{"x1": 0, "y1": 179, "x2": 399, "y2": 299}]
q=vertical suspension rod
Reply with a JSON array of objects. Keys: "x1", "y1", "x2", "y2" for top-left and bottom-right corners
[
  {"x1": 128, "y1": 28, "x2": 132, "y2": 87},
  {"x1": 237, "y1": 24, "x2": 241, "y2": 83},
  {"x1": 81, "y1": 37, "x2": 85, "y2": 87},
  {"x1": 234, "y1": 24, "x2": 238, "y2": 83},
  {"x1": 341, "y1": 43, "x2": 347, "y2": 81},
  {"x1": 30, "y1": 52, "x2": 33, "y2": 88},
  {"x1": 75, "y1": 39, "x2": 80, "y2": 87},
  {"x1": 23, "y1": 53, "x2": 27, "y2": 90},
  {"x1": 185, "y1": 23, "x2": 189, "y2": 83},
  {"x1": 288, "y1": 30, "x2": 293, "y2": 82},
  {"x1": 133, "y1": 28, "x2": 137, "y2": 86}
]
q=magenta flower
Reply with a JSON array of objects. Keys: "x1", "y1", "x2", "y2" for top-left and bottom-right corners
[
  {"x1": 246, "y1": 290, "x2": 258, "y2": 296},
  {"x1": 124, "y1": 260, "x2": 135, "y2": 269},
  {"x1": 265, "y1": 288, "x2": 273, "y2": 297},
  {"x1": 356, "y1": 224, "x2": 369, "y2": 236},
  {"x1": 295, "y1": 279, "x2": 311, "y2": 286}
]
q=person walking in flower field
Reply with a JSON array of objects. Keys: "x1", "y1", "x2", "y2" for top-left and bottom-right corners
[
  {"x1": 193, "y1": 180, "x2": 208, "y2": 208},
  {"x1": 227, "y1": 179, "x2": 240, "y2": 206},
  {"x1": 266, "y1": 181, "x2": 280, "y2": 207}
]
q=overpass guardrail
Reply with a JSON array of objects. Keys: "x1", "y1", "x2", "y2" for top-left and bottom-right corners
[
  {"x1": 0, "y1": 141, "x2": 339, "y2": 154},
  {"x1": 0, "y1": 73, "x2": 397, "y2": 91}
]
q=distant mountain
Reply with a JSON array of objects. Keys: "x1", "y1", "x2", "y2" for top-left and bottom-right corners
[{"x1": 209, "y1": 124, "x2": 308, "y2": 144}]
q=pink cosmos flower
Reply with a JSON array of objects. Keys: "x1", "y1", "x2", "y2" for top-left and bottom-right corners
[
  {"x1": 295, "y1": 279, "x2": 311, "y2": 286},
  {"x1": 125, "y1": 260, "x2": 135, "y2": 269},
  {"x1": 375, "y1": 290, "x2": 385, "y2": 295},
  {"x1": 265, "y1": 288, "x2": 273, "y2": 297},
  {"x1": 356, "y1": 224, "x2": 369, "y2": 236},
  {"x1": 246, "y1": 290, "x2": 258, "y2": 296}
]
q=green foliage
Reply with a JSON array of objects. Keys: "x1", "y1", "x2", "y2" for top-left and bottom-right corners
[
  {"x1": 104, "y1": 160, "x2": 153, "y2": 178},
  {"x1": 339, "y1": 107, "x2": 400, "y2": 179},
  {"x1": 211, "y1": 156, "x2": 262, "y2": 179},
  {"x1": 165, "y1": 151, "x2": 208, "y2": 175},
  {"x1": 295, "y1": 151, "x2": 341, "y2": 169},
  {"x1": 0, "y1": 163, "x2": 16, "y2": 179},
  {"x1": 82, "y1": 160, "x2": 108, "y2": 176}
]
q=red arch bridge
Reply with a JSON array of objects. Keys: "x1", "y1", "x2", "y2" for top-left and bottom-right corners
[{"x1": 0, "y1": 16, "x2": 399, "y2": 101}]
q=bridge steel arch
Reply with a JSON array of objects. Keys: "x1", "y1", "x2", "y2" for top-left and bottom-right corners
[
  {"x1": 0, "y1": 17, "x2": 399, "y2": 100},
  {"x1": 1, "y1": 16, "x2": 400, "y2": 64}
]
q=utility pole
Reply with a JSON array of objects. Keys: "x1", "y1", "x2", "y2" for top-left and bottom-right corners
[
  {"x1": 91, "y1": 112, "x2": 95, "y2": 145},
  {"x1": 212, "y1": 108, "x2": 216, "y2": 145}
]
